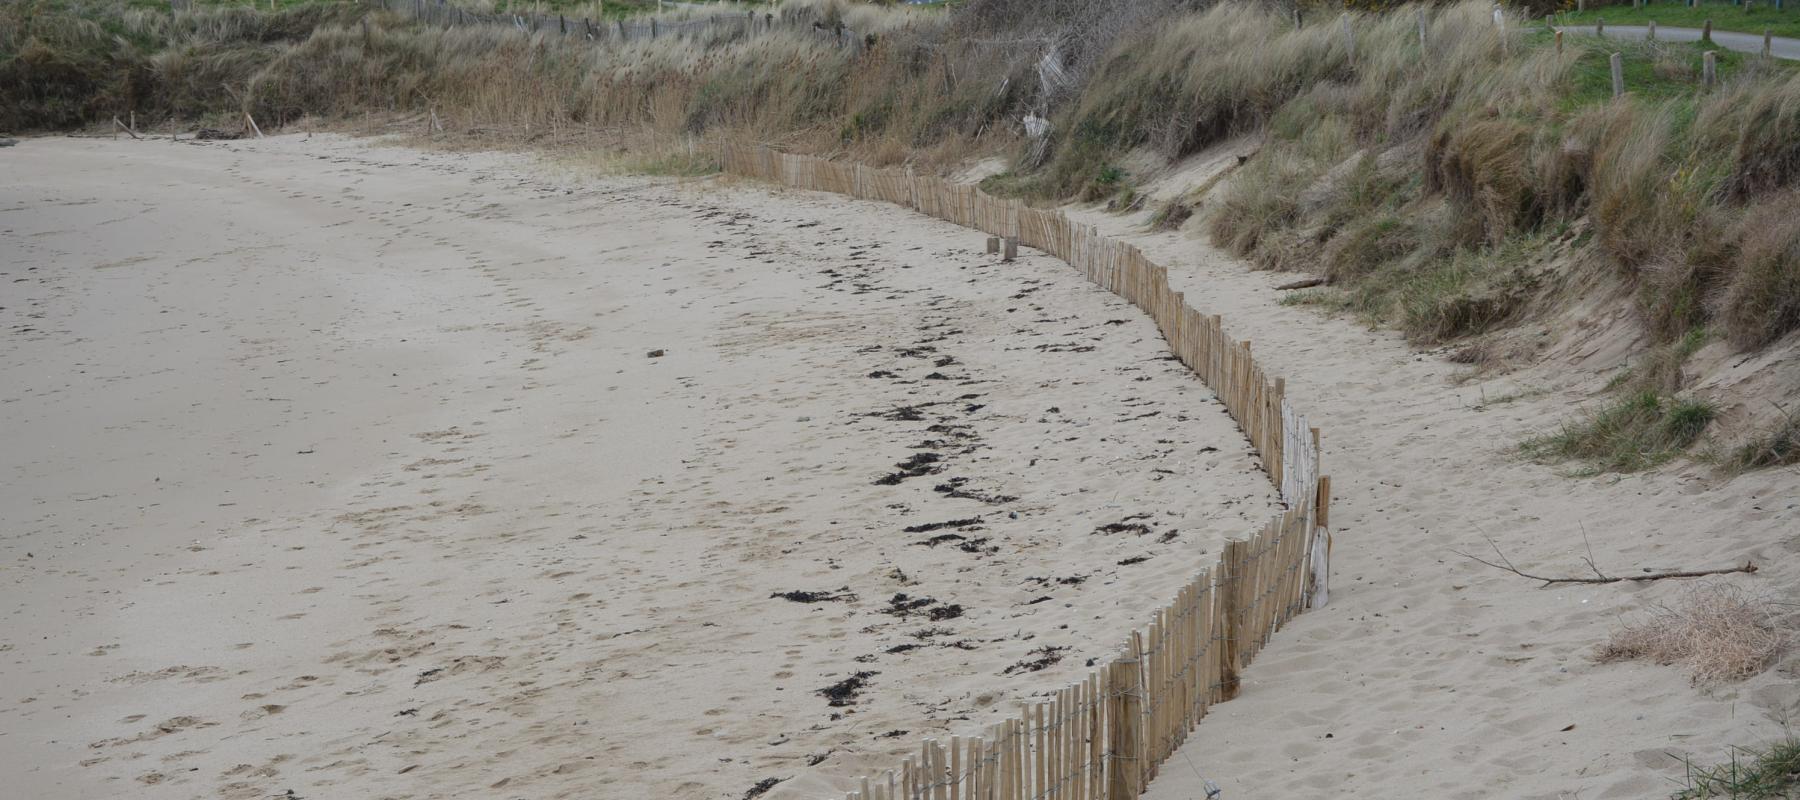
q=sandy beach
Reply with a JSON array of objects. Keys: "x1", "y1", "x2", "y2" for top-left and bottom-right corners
[{"x1": 0, "y1": 136, "x2": 1278, "y2": 799}]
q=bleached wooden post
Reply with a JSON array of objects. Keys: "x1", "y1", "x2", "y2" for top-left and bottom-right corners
[
  {"x1": 1418, "y1": 7, "x2": 1428, "y2": 50},
  {"x1": 1764, "y1": 29, "x2": 1774, "y2": 58},
  {"x1": 1648, "y1": 19, "x2": 1657, "y2": 40},
  {"x1": 1494, "y1": 5, "x2": 1507, "y2": 54},
  {"x1": 1610, "y1": 52, "x2": 1624, "y2": 97},
  {"x1": 986, "y1": 236, "x2": 999, "y2": 254},
  {"x1": 1556, "y1": 28, "x2": 1564, "y2": 53},
  {"x1": 1703, "y1": 18, "x2": 1713, "y2": 43},
  {"x1": 1596, "y1": 17, "x2": 1605, "y2": 36},
  {"x1": 1342, "y1": 13, "x2": 1355, "y2": 65},
  {"x1": 1703, "y1": 50, "x2": 1717, "y2": 89},
  {"x1": 1577, "y1": 0, "x2": 1584, "y2": 10},
  {"x1": 1003, "y1": 237, "x2": 1018, "y2": 262}
]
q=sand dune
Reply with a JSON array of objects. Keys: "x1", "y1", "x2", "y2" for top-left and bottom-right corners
[
  {"x1": 0, "y1": 136, "x2": 1278, "y2": 799},
  {"x1": 1058, "y1": 158, "x2": 1800, "y2": 800}
]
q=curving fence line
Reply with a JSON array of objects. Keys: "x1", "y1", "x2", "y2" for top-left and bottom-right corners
[{"x1": 723, "y1": 144, "x2": 1334, "y2": 800}]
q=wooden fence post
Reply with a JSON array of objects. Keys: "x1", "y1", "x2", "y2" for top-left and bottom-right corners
[
  {"x1": 986, "y1": 236, "x2": 999, "y2": 255},
  {"x1": 1555, "y1": 28, "x2": 1563, "y2": 53},
  {"x1": 1648, "y1": 19, "x2": 1657, "y2": 40},
  {"x1": 1341, "y1": 13, "x2": 1355, "y2": 65},
  {"x1": 1596, "y1": 17, "x2": 1605, "y2": 36},
  {"x1": 1703, "y1": 18, "x2": 1713, "y2": 43},
  {"x1": 1417, "y1": 7, "x2": 1428, "y2": 50},
  {"x1": 1610, "y1": 52, "x2": 1624, "y2": 97},
  {"x1": 1003, "y1": 237, "x2": 1018, "y2": 262},
  {"x1": 1703, "y1": 50, "x2": 1717, "y2": 89},
  {"x1": 1765, "y1": 29, "x2": 1774, "y2": 58}
]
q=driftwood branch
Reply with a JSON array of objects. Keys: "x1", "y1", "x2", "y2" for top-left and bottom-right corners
[
  {"x1": 1454, "y1": 536, "x2": 1757, "y2": 588},
  {"x1": 1274, "y1": 277, "x2": 1326, "y2": 291}
]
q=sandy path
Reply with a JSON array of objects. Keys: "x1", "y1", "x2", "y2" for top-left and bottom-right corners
[
  {"x1": 0, "y1": 137, "x2": 1277, "y2": 799},
  {"x1": 1058, "y1": 164, "x2": 1800, "y2": 799}
]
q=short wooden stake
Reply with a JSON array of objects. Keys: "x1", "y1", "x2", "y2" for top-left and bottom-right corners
[
  {"x1": 112, "y1": 117, "x2": 141, "y2": 140},
  {"x1": 986, "y1": 236, "x2": 999, "y2": 254},
  {"x1": 1703, "y1": 18, "x2": 1713, "y2": 43},
  {"x1": 245, "y1": 112, "x2": 265, "y2": 138},
  {"x1": 1003, "y1": 237, "x2": 1018, "y2": 262},
  {"x1": 1648, "y1": 19, "x2": 1657, "y2": 40},
  {"x1": 1610, "y1": 51, "x2": 1624, "y2": 97},
  {"x1": 1555, "y1": 29, "x2": 1563, "y2": 53},
  {"x1": 1765, "y1": 29, "x2": 1774, "y2": 58},
  {"x1": 1703, "y1": 50, "x2": 1718, "y2": 89},
  {"x1": 1418, "y1": 7, "x2": 1428, "y2": 49},
  {"x1": 1596, "y1": 17, "x2": 1605, "y2": 36}
]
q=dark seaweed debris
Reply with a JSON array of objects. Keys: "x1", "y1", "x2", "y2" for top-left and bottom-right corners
[
  {"x1": 742, "y1": 777, "x2": 787, "y2": 800},
  {"x1": 1003, "y1": 646, "x2": 1070, "y2": 675},
  {"x1": 875, "y1": 452, "x2": 943, "y2": 485},
  {"x1": 933, "y1": 477, "x2": 1019, "y2": 505},
  {"x1": 915, "y1": 533, "x2": 967, "y2": 547},
  {"x1": 927, "y1": 604, "x2": 965, "y2": 621},
  {"x1": 903, "y1": 517, "x2": 983, "y2": 533},
  {"x1": 1117, "y1": 555, "x2": 1152, "y2": 566},
  {"x1": 1095, "y1": 522, "x2": 1152, "y2": 536},
  {"x1": 820, "y1": 672, "x2": 878, "y2": 707},
  {"x1": 770, "y1": 588, "x2": 857, "y2": 603},
  {"x1": 883, "y1": 593, "x2": 937, "y2": 616}
]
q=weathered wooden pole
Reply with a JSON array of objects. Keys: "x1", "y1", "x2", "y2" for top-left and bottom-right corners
[
  {"x1": 1597, "y1": 17, "x2": 1605, "y2": 36},
  {"x1": 1649, "y1": 19, "x2": 1657, "y2": 40},
  {"x1": 1765, "y1": 29, "x2": 1774, "y2": 58},
  {"x1": 1704, "y1": 50, "x2": 1718, "y2": 89},
  {"x1": 1418, "y1": 7, "x2": 1428, "y2": 49},
  {"x1": 1610, "y1": 51, "x2": 1625, "y2": 97},
  {"x1": 1556, "y1": 28, "x2": 1564, "y2": 53},
  {"x1": 1703, "y1": 18, "x2": 1714, "y2": 43},
  {"x1": 986, "y1": 236, "x2": 999, "y2": 255},
  {"x1": 1003, "y1": 237, "x2": 1018, "y2": 262},
  {"x1": 1342, "y1": 13, "x2": 1355, "y2": 65}
]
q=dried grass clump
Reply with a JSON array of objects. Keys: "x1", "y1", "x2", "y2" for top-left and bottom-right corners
[
  {"x1": 1717, "y1": 190, "x2": 1800, "y2": 351},
  {"x1": 1596, "y1": 583, "x2": 1785, "y2": 686}
]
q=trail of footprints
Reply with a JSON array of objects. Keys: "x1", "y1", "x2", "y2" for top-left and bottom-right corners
[{"x1": 79, "y1": 141, "x2": 1276, "y2": 800}]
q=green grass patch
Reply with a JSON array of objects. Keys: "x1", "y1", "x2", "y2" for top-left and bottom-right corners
[
  {"x1": 1561, "y1": 3, "x2": 1800, "y2": 41},
  {"x1": 1672, "y1": 736, "x2": 1800, "y2": 799},
  {"x1": 1523, "y1": 389, "x2": 1717, "y2": 473}
]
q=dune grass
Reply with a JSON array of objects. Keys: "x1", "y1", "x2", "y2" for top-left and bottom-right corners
[
  {"x1": 1672, "y1": 737, "x2": 1800, "y2": 799},
  {"x1": 1523, "y1": 389, "x2": 1718, "y2": 473}
]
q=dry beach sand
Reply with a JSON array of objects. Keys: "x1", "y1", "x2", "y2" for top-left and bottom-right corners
[{"x1": 0, "y1": 136, "x2": 1278, "y2": 799}]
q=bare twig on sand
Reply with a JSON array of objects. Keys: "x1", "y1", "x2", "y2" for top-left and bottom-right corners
[
  {"x1": 1455, "y1": 535, "x2": 1757, "y2": 588},
  {"x1": 1274, "y1": 277, "x2": 1326, "y2": 291}
]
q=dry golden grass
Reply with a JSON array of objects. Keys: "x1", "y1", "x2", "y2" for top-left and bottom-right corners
[{"x1": 1596, "y1": 583, "x2": 1786, "y2": 686}]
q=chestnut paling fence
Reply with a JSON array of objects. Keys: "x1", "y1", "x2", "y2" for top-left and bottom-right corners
[{"x1": 722, "y1": 144, "x2": 1335, "y2": 800}]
